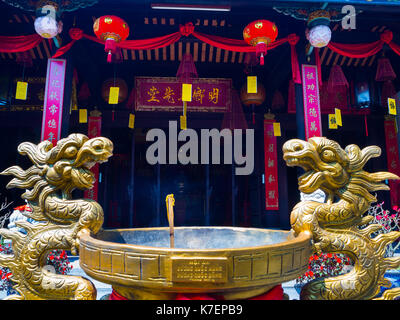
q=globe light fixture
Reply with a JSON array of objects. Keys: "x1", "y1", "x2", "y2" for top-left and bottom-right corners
[
  {"x1": 308, "y1": 24, "x2": 331, "y2": 48},
  {"x1": 33, "y1": 2, "x2": 63, "y2": 39},
  {"x1": 306, "y1": 10, "x2": 331, "y2": 48},
  {"x1": 34, "y1": 15, "x2": 62, "y2": 39}
]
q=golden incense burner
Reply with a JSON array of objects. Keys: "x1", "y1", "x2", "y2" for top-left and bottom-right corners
[
  {"x1": 79, "y1": 193, "x2": 311, "y2": 300},
  {"x1": 79, "y1": 226, "x2": 311, "y2": 300}
]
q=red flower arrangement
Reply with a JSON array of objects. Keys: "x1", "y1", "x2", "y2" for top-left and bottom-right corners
[
  {"x1": 0, "y1": 204, "x2": 73, "y2": 295},
  {"x1": 0, "y1": 242, "x2": 73, "y2": 295},
  {"x1": 297, "y1": 252, "x2": 352, "y2": 284}
]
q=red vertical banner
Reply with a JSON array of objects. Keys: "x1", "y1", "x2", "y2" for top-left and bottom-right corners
[
  {"x1": 302, "y1": 64, "x2": 322, "y2": 139},
  {"x1": 41, "y1": 59, "x2": 67, "y2": 143},
  {"x1": 384, "y1": 118, "x2": 400, "y2": 208},
  {"x1": 264, "y1": 119, "x2": 279, "y2": 210},
  {"x1": 84, "y1": 110, "x2": 102, "y2": 201}
]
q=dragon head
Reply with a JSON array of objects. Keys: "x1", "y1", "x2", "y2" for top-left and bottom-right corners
[
  {"x1": 283, "y1": 137, "x2": 399, "y2": 204},
  {"x1": 1, "y1": 133, "x2": 113, "y2": 202},
  {"x1": 283, "y1": 137, "x2": 351, "y2": 196},
  {"x1": 45, "y1": 134, "x2": 113, "y2": 191}
]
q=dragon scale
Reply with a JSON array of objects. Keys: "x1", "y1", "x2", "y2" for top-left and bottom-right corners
[
  {"x1": 283, "y1": 137, "x2": 400, "y2": 300},
  {"x1": 0, "y1": 133, "x2": 113, "y2": 300}
]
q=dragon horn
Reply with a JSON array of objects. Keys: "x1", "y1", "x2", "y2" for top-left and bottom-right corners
[{"x1": 346, "y1": 145, "x2": 381, "y2": 172}]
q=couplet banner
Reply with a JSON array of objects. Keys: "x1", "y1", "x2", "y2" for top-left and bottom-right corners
[
  {"x1": 135, "y1": 77, "x2": 232, "y2": 112},
  {"x1": 302, "y1": 64, "x2": 322, "y2": 139},
  {"x1": 264, "y1": 119, "x2": 279, "y2": 210},
  {"x1": 83, "y1": 112, "x2": 102, "y2": 201},
  {"x1": 384, "y1": 118, "x2": 400, "y2": 208},
  {"x1": 41, "y1": 59, "x2": 67, "y2": 144}
]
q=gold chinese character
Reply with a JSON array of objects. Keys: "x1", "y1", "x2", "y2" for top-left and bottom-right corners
[
  {"x1": 306, "y1": 72, "x2": 314, "y2": 80},
  {"x1": 208, "y1": 88, "x2": 219, "y2": 105},
  {"x1": 268, "y1": 159, "x2": 274, "y2": 168},
  {"x1": 193, "y1": 87, "x2": 205, "y2": 104},
  {"x1": 147, "y1": 86, "x2": 160, "y2": 102},
  {"x1": 163, "y1": 86, "x2": 175, "y2": 104}
]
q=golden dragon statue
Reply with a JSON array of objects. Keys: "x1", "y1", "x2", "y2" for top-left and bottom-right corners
[
  {"x1": 283, "y1": 137, "x2": 400, "y2": 300},
  {"x1": 0, "y1": 133, "x2": 113, "y2": 300}
]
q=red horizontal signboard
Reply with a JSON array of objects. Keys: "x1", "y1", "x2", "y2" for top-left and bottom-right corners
[{"x1": 135, "y1": 77, "x2": 232, "y2": 112}]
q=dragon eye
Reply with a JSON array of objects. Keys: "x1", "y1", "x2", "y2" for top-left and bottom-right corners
[
  {"x1": 321, "y1": 150, "x2": 335, "y2": 162},
  {"x1": 92, "y1": 141, "x2": 103, "y2": 152},
  {"x1": 65, "y1": 146, "x2": 77, "y2": 157}
]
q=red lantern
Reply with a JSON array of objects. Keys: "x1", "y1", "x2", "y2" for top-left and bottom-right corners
[
  {"x1": 243, "y1": 20, "x2": 278, "y2": 66},
  {"x1": 93, "y1": 16, "x2": 130, "y2": 63}
]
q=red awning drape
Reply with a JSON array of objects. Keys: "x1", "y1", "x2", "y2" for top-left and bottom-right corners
[
  {"x1": 2, "y1": 27, "x2": 400, "y2": 85},
  {"x1": 314, "y1": 30, "x2": 398, "y2": 85},
  {"x1": 50, "y1": 23, "x2": 302, "y2": 83},
  {"x1": 0, "y1": 33, "x2": 42, "y2": 53},
  {"x1": 0, "y1": 23, "x2": 302, "y2": 83}
]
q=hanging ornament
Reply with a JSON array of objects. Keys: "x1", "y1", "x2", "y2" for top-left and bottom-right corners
[
  {"x1": 381, "y1": 80, "x2": 397, "y2": 107},
  {"x1": 240, "y1": 81, "x2": 266, "y2": 124},
  {"x1": 177, "y1": 53, "x2": 198, "y2": 84},
  {"x1": 16, "y1": 51, "x2": 33, "y2": 68},
  {"x1": 271, "y1": 90, "x2": 285, "y2": 111},
  {"x1": 306, "y1": 10, "x2": 331, "y2": 48},
  {"x1": 221, "y1": 90, "x2": 248, "y2": 131},
  {"x1": 327, "y1": 65, "x2": 349, "y2": 93},
  {"x1": 101, "y1": 78, "x2": 128, "y2": 104},
  {"x1": 287, "y1": 79, "x2": 296, "y2": 113},
  {"x1": 176, "y1": 53, "x2": 198, "y2": 130},
  {"x1": 93, "y1": 15, "x2": 130, "y2": 63},
  {"x1": 243, "y1": 20, "x2": 278, "y2": 66},
  {"x1": 375, "y1": 57, "x2": 396, "y2": 82},
  {"x1": 375, "y1": 55, "x2": 397, "y2": 107},
  {"x1": 34, "y1": 2, "x2": 63, "y2": 39},
  {"x1": 78, "y1": 82, "x2": 91, "y2": 101}
]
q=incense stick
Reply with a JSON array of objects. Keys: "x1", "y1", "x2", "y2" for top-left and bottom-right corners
[{"x1": 165, "y1": 194, "x2": 175, "y2": 248}]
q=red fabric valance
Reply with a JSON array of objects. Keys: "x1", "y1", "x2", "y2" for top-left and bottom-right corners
[
  {"x1": 0, "y1": 23, "x2": 301, "y2": 83},
  {"x1": 314, "y1": 30, "x2": 400, "y2": 85},
  {"x1": 50, "y1": 23, "x2": 301, "y2": 83},
  {"x1": 0, "y1": 34, "x2": 42, "y2": 53},
  {"x1": 327, "y1": 40, "x2": 383, "y2": 58},
  {"x1": 327, "y1": 30, "x2": 396, "y2": 58}
]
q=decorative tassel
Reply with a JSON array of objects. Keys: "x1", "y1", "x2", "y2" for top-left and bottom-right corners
[
  {"x1": 260, "y1": 53, "x2": 264, "y2": 66},
  {"x1": 107, "y1": 51, "x2": 112, "y2": 63},
  {"x1": 105, "y1": 39, "x2": 117, "y2": 64},
  {"x1": 364, "y1": 114, "x2": 369, "y2": 137}
]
